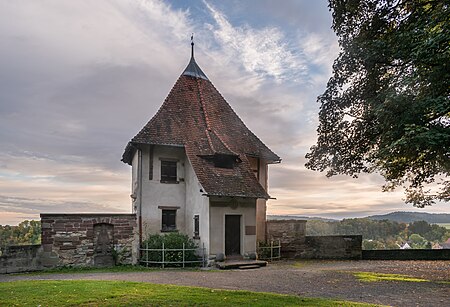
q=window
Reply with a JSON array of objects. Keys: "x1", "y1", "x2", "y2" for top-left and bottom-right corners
[
  {"x1": 161, "y1": 209, "x2": 177, "y2": 232},
  {"x1": 193, "y1": 215, "x2": 199, "y2": 239},
  {"x1": 148, "y1": 145, "x2": 154, "y2": 180},
  {"x1": 214, "y1": 154, "x2": 234, "y2": 169},
  {"x1": 161, "y1": 160, "x2": 177, "y2": 183}
]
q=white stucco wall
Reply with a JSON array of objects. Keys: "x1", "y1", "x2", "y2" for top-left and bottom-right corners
[
  {"x1": 209, "y1": 198, "x2": 257, "y2": 256},
  {"x1": 131, "y1": 150, "x2": 139, "y2": 214},
  {"x1": 184, "y1": 158, "x2": 210, "y2": 254},
  {"x1": 131, "y1": 145, "x2": 262, "y2": 256},
  {"x1": 135, "y1": 145, "x2": 187, "y2": 238}
]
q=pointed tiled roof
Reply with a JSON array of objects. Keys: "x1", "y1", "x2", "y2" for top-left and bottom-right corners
[{"x1": 122, "y1": 47, "x2": 280, "y2": 199}]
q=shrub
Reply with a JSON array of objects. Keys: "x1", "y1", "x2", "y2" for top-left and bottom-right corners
[{"x1": 141, "y1": 233, "x2": 199, "y2": 267}]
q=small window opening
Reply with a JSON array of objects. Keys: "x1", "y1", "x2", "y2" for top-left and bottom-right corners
[
  {"x1": 161, "y1": 160, "x2": 177, "y2": 182},
  {"x1": 193, "y1": 215, "x2": 200, "y2": 239},
  {"x1": 214, "y1": 154, "x2": 234, "y2": 169},
  {"x1": 161, "y1": 209, "x2": 177, "y2": 232}
]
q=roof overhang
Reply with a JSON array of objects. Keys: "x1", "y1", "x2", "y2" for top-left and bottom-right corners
[{"x1": 121, "y1": 141, "x2": 185, "y2": 165}]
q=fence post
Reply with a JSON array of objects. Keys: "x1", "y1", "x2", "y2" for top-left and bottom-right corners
[
  {"x1": 278, "y1": 239, "x2": 281, "y2": 259},
  {"x1": 146, "y1": 241, "x2": 149, "y2": 267},
  {"x1": 270, "y1": 240, "x2": 273, "y2": 262},
  {"x1": 202, "y1": 243, "x2": 205, "y2": 267},
  {"x1": 162, "y1": 242, "x2": 165, "y2": 269},
  {"x1": 182, "y1": 243, "x2": 185, "y2": 268}
]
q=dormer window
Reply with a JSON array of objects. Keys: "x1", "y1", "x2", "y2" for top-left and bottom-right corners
[{"x1": 214, "y1": 154, "x2": 235, "y2": 169}]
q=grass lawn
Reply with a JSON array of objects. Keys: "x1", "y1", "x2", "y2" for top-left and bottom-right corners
[
  {"x1": 0, "y1": 280, "x2": 378, "y2": 306},
  {"x1": 352, "y1": 272, "x2": 450, "y2": 284},
  {"x1": 352, "y1": 272, "x2": 429, "y2": 283},
  {"x1": 21, "y1": 265, "x2": 168, "y2": 275}
]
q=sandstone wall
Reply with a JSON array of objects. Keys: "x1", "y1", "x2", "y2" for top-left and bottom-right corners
[
  {"x1": 266, "y1": 220, "x2": 362, "y2": 259},
  {"x1": 41, "y1": 214, "x2": 138, "y2": 267},
  {"x1": 266, "y1": 220, "x2": 306, "y2": 257},
  {"x1": 298, "y1": 235, "x2": 362, "y2": 259},
  {"x1": 0, "y1": 244, "x2": 42, "y2": 274},
  {"x1": 363, "y1": 249, "x2": 450, "y2": 260}
]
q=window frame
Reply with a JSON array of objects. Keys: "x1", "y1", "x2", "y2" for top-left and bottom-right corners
[
  {"x1": 193, "y1": 215, "x2": 200, "y2": 239},
  {"x1": 160, "y1": 159, "x2": 178, "y2": 183},
  {"x1": 160, "y1": 208, "x2": 177, "y2": 232}
]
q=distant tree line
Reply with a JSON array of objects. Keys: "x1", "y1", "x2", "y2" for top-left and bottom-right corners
[
  {"x1": 0, "y1": 220, "x2": 41, "y2": 250},
  {"x1": 306, "y1": 218, "x2": 449, "y2": 250}
]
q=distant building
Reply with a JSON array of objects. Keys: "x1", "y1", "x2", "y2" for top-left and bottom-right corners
[
  {"x1": 432, "y1": 242, "x2": 443, "y2": 249},
  {"x1": 122, "y1": 40, "x2": 280, "y2": 258},
  {"x1": 442, "y1": 238, "x2": 450, "y2": 249},
  {"x1": 400, "y1": 242, "x2": 411, "y2": 249}
]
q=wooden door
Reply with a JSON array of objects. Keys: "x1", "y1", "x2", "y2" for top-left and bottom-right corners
[{"x1": 225, "y1": 215, "x2": 241, "y2": 256}]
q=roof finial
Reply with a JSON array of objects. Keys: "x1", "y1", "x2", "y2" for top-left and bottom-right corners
[
  {"x1": 182, "y1": 33, "x2": 209, "y2": 80},
  {"x1": 191, "y1": 33, "x2": 194, "y2": 58}
]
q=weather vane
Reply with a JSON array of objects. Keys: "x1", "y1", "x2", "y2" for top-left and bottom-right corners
[{"x1": 191, "y1": 33, "x2": 194, "y2": 58}]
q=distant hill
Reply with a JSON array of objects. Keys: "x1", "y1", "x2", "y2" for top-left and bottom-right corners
[
  {"x1": 268, "y1": 211, "x2": 450, "y2": 224},
  {"x1": 367, "y1": 212, "x2": 450, "y2": 224},
  {"x1": 267, "y1": 215, "x2": 337, "y2": 222}
]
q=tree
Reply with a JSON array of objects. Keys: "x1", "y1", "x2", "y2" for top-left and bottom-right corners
[
  {"x1": 306, "y1": 0, "x2": 450, "y2": 207},
  {"x1": 0, "y1": 220, "x2": 41, "y2": 249},
  {"x1": 409, "y1": 233, "x2": 428, "y2": 249},
  {"x1": 408, "y1": 220, "x2": 432, "y2": 236}
]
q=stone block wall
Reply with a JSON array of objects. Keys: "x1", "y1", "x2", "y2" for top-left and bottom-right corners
[
  {"x1": 362, "y1": 249, "x2": 450, "y2": 260},
  {"x1": 266, "y1": 220, "x2": 362, "y2": 259},
  {"x1": 266, "y1": 220, "x2": 306, "y2": 257},
  {"x1": 41, "y1": 214, "x2": 138, "y2": 267},
  {"x1": 297, "y1": 235, "x2": 362, "y2": 259},
  {"x1": 0, "y1": 245, "x2": 42, "y2": 274}
]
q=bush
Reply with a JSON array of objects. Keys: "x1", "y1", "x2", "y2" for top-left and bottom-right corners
[{"x1": 141, "y1": 233, "x2": 199, "y2": 267}]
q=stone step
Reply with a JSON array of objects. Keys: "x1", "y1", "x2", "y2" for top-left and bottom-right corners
[
  {"x1": 237, "y1": 264, "x2": 261, "y2": 270},
  {"x1": 216, "y1": 260, "x2": 267, "y2": 270}
]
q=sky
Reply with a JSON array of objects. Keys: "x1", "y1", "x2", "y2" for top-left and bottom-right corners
[{"x1": 0, "y1": 0, "x2": 448, "y2": 225}]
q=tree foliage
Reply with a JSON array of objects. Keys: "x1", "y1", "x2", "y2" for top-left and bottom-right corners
[
  {"x1": 306, "y1": 218, "x2": 450, "y2": 249},
  {"x1": 306, "y1": 0, "x2": 450, "y2": 207},
  {"x1": 0, "y1": 220, "x2": 41, "y2": 249}
]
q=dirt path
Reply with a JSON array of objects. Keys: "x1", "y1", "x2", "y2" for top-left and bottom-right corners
[{"x1": 1, "y1": 260, "x2": 449, "y2": 306}]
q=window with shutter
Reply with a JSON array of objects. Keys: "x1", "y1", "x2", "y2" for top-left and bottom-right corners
[{"x1": 161, "y1": 160, "x2": 177, "y2": 183}]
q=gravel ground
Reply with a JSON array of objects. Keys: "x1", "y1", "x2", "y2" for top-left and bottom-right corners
[{"x1": 1, "y1": 260, "x2": 449, "y2": 307}]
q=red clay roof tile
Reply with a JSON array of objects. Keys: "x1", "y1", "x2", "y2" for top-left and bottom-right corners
[{"x1": 122, "y1": 60, "x2": 280, "y2": 199}]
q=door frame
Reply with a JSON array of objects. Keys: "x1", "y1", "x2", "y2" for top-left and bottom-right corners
[{"x1": 223, "y1": 214, "x2": 243, "y2": 256}]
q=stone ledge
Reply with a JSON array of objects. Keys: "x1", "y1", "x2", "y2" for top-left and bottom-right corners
[{"x1": 41, "y1": 213, "x2": 136, "y2": 218}]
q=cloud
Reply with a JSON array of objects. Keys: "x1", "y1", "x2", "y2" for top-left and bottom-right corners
[
  {"x1": 203, "y1": 1, "x2": 307, "y2": 83},
  {"x1": 0, "y1": 0, "x2": 194, "y2": 224},
  {"x1": 1, "y1": 0, "x2": 446, "y2": 225},
  {"x1": 0, "y1": 195, "x2": 126, "y2": 226}
]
